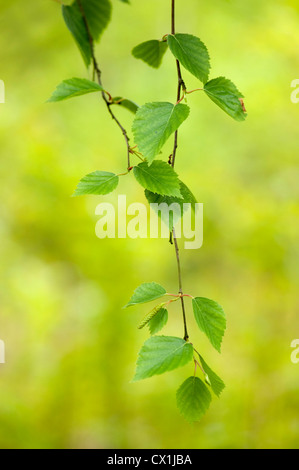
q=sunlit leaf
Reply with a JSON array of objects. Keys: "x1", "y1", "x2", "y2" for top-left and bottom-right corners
[
  {"x1": 80, "y1": 0, "x2": 112, "y2": 41},
  {"x1": 73, "y1": 171, "x2": 119, "y2": 196},
  {"x1": 125, "y1": 282, "x2": 166, "y2": 308},
  {"x1": 192, "y1": 297, "x2": 226, "y2": 353},
  {"x1": 133, "y1": 336, "x2": 193, "y2": 381},
  {"x1": 138, "y1": 304, "x2": 167, "y2": 330},
  {"x1": 176, "y1": 376, "x2": 212, "y2": 422},
  {"x1": 62, "y1": 3, "x2": 92, "y2": 66},
  {"x1": 145, "y1": 181, "x2": 197, "y2": 229},
  {"x1": 132, "y1": 102, "x2": 190, "y2": 163},
  {"x1": 167, "y1": 33, "x2": 210, "y2": 83},
  {"x1": 47, "y1": 78, "x2": 103, "y2": 102},
  {"x1": 199, "y1": 355, "x2": 225, "y2": 397},
  {"x1": 133, "y1": 161, "x2": 182, "y2": 198},
  {"x1": 132, "y1": 40, "x2": 168, "y2": 68},
  {"x1": 112, "y1": 96, "x2": 139, "y2": 114},
  {"x1": 148, "y1": 307, "x2": 168, "y2": 335},
  {"x1": 204, "y1": 77, "x2": 247, "y2": 121}
]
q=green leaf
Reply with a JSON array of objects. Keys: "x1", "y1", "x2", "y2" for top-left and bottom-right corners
[
  {"x1": 125, "y1": 282, "x2": 166, "y2": 308},
  {"x1": 199, "y1": 355, "x2": 225, "y2": 397},
  {"x1": 112, "y1": 96, "x2": 139, "y2": 114},
  {"x1": 133, "y1": 161, "x2": 182, "y2": 198},
  {"x1": 176, "y1": 376, "x2": 212, "y2": 422},
  {"x1": 47, "y1": 78, "x2": 104, "y2": 102},
  {"x1": 132, "y1": 102, "x2": 190, "y2": 163},
  {"x1": 192, "y1": 297, "x2": 226, "y2": 353},
  {"x1": 148, "y1": 308, "x2": 168, "y2": 335},
  {"x1": 133, "y1": 336, "x2": 193, "y2": 381},
  {"x1": 132, "y1": 40, "x2": 168, "y2": 68},
  {"x1": 80, "y1": 0, "x2": 112, "y2": 42},
  {"x1": 62, "y1": 0, "x2": 111, "y2": 66},
  {"x1": 167, "y1": 33, "x2": 210, "y2": 83},
  {"x1": 138, "y1": 303, "x2": 167, "y2": 330},
  {"x1": 204, "y1": 77, "x2": 247, "y2": 121},
  {"x1": 145, "y1": 181, "x2": 197, "y2": 229},
  {"x1": 62, "y1": 3, "x2": 92, "y2": 66},
  {"x1": 73, "y1": 171, "x2": 119, "y2": 196}
]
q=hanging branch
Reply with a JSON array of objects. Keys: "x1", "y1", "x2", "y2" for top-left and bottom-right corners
[
  {"x1": 77, "y1": 0, "x2": 131, "y2": 170},
  {"x1": 170, "y1": 0, "x2": 189, "y2": 342},
  {"x1": 49, "y1": 0, "x2": 247, "y2": 422}
]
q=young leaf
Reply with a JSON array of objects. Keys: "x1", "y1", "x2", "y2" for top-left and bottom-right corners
[
  {"x1": 112, "y1": 96, "x2": 139, "y2": 114},
  {"x1": 133, "y1": 161, "x2": 182, "y2": 198},
  {"x1": 192, "y1": 297, "x2": 226, "y2": 353},
  {"x1": 199, "y1": 355, "x2": 225, "y2": 397},
  {"x1": 167, "y1": 33, "x2": 210, "y2": 84},
  {"x1": 125, "y1": 282, "x2": 166, "y2": 308},
  {"x1": 176, "y1": 376, "x2": 212, "y2": 422},
  {"x1": 132, "y1": 102, "x2": 190, "y2": 163},
  {"x1": 47, "y1": 78, "x2": 104, "y2": 102},
  {"x1": 133, "y1": 336, "x2": 193, "y2": 381},
  {"x1": 148, "y1": 307, "x2": 168, "y2": 335},
  {"x1": 73, "y1": 171, "x2": 119, "y2": 196},
  {"x1": 132, "y1": 40, "x2": 168, "y2": 68},
  {"x1": 79, "y1": 0, "x2": 112, "y2": 42},
  {"x1": 62, "y1": 3, "x2": 92, "y2": 66},
  {"x1": 145, "y1": 181, "x2": 197, "y2": 229},
  {"x1": 62, "y1": 0, "x2": 111, "y2": 66},
  {"x1": 204, "y1": 77, "x2": 247, "y2": 121},
  {"x1": 138, "y1": 303, "x2": 167, "y2": 330}
]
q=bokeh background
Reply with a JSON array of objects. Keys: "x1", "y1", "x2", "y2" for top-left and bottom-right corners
[{"x1": 0, "y1": 0, "x2": 299, "y2": 449}]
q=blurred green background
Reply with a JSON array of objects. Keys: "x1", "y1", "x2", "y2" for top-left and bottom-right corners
[{"x1": 0, "y1": 0, "x2": 299, "y2": 449}]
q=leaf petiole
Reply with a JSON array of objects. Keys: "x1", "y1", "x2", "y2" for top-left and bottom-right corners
[
  {"x1": 129, "y1": 146, "x2": 145, "y2": 162},
  {"x1": 185, "y1": 87, "x2": 203, "y2": 95}
]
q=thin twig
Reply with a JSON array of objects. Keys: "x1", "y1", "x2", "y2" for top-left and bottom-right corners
[
  {"x1": 173, "y1": 231, "x2": 189, "y2": 341},
  {"x1": 76, "y1": 0, "x2": 131, "y2": 169},
  {"x1": 171, "y1": 1, "x2": 185, "y2": 169},
  {"x1": 194, "y1": 356, "x2": 206, "y2": 375},
  {"x1": 171, "y1": 0, "x2": 189, "y2": 341}
]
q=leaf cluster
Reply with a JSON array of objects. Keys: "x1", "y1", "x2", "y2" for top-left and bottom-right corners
[{"x1": 48, "y1": 0, "x2": 247, "y2": 422}]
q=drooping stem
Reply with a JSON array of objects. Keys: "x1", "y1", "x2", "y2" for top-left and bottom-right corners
[
  {"x1": 171, "y1": 0, "x2": 189, "y2": 341},
  {"x1": 171, "y1": 0, "x2": 185, "y2": 168},
  {"x1": 173, "y1": 231, "x2": 189, "y2": 341},
  {"x1": 171, "y1": 0, "x2": 175, "y2": 34},
  {"x1": 76, "y1": 0, "x2": 131, "y2": 169}
]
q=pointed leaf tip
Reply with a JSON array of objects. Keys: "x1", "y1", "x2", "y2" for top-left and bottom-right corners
[
  {"x1": 133, "y1": 161, "x2": 182, "y2": 198},
  {"x1": 132, "y1": 102, "x2": 190, "y2": 163},
  {"x1": 124, "y1": 282, "x2": 167, "y2": 308},
  {"x1": 204, "y1": 77, "x2": 247, "y2": 121},
  {"x1": 133, "y1": 336, "x2": 193, "y2": 381},
  {"x1": 132, "y1": 40, "x2": 168, "y2": 68},
  {"x1": 176, "y1": 376, "x2": 212, "y2": 422},
  {"x1": 47, "y1": 78, "x2": 103, "y2": 103},
  {"x1": 192, "y1": 297, "x2": 226, "y2": 353},
  {"x1": 73, "y1": 171, "x2": 119, "y2": 196},
  {"x1": 167, "y1": 33, "x2": 210, "y2": 84},
  {"x1": 199, "y1": 355, "x2": 225, "y2": 397}
]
